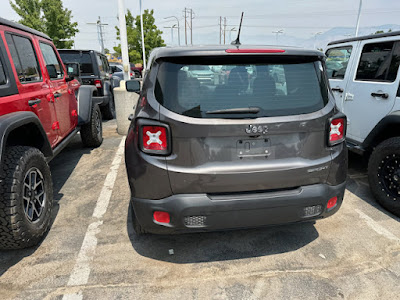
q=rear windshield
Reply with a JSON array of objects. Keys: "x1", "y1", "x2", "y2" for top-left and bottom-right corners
[
  {"x1": 59, "y1": 52, "x2": 94, "y2": 75},
  {"x1": 154, "y1": 56, "x2": 329, "y2": 118}
]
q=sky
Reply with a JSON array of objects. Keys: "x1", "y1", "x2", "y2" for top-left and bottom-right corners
[{"x1": 1, "y1": 0, "x2": 400, "y2": 52}]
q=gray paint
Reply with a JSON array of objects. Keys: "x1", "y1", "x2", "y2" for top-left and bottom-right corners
[{"x1": 125, "y1": 46, "x2": 348, "y2": 233}]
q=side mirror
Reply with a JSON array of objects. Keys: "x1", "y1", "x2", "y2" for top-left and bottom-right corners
[
  {"x1": 47, "y1": 64, "x2": 58, "y2": 79},
  {"x1": 65, "y1": 63, "x2": 80, "y2": 78},
  {"x1": 126, "y1": 80, "x2": 141, "y2": 93}
]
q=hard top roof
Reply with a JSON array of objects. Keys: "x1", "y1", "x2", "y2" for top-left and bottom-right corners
[
  {"x1": 0, "y1": 17, "x2": 51, "y2": 41},
  {"x1": 328, "y1": 30, "x2": 400, "y2": 46},
  {"x1": 58, "y1": 49, "x2": 103, "y2": 54},
  {"x1": 151, "y1": 45, "x2": 324, "y2": 61}
]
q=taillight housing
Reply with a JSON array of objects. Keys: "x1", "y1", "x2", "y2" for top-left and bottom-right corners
[
  {"x1": 94, "y1": 79, "x2": 102, "y2": 89},
  {"x1": 137, "y1": 119, "x2": 171, "y2": 155},
  {"x1": 328, "y1": 113, "x2": 346, "y2": 146}
]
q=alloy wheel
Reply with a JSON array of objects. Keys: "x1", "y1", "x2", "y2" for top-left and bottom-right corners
[{"x1": 23, "y1": 167, "x2": 46, "y2": 223}]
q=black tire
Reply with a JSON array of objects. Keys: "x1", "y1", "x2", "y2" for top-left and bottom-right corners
[
  {"x1": 0, "y1": 146, "x2": 53, "y2": 249},
  {"x1": 368, "y1": 137, "x2": 400, "y2": 216},
  {"x1": 101, "y1": 92, "x2": 116, "y2": 120},
  {"x1": 130, "y1": 202, "x2": 147, "y2": 236},
  {"x1": 134, "y1": 71, "x2": 141, "y2": 78},
  {"x1": 81, "y1": 104, "x2": 103, "y2": 148}
]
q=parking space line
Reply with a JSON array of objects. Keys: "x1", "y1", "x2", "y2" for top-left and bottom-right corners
[
  {"x1": 62, "y1": 138, "x2": 125, "y2": 300},
  {"x1": 355, "y1": 209, "x2": 400, "y2": 243}
]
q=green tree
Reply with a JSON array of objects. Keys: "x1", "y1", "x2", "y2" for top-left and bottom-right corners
[
  {"x1": 114, "y1": 9, "x2": 165, "y2": 64},
  {"x1": 374, "y1": 29, "x2": 392, "y2": 34},
  {"x1": 10, "y1": 0, "x2": 78, "y2": 49},
  {"x1": 9, "y1": 0, "x2": 44, "y2": 31}
]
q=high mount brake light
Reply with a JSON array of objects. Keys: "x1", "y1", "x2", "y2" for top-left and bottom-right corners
[
  {"x1": 329, "y1": 117, "x2": 346, "y2": 146},
  {"x1": 225, "y1": 49, "x2": 286, "y2": 54}
]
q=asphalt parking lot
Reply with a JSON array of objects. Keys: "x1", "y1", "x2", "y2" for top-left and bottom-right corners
[{"x1": 1, "y1": 120, "x2": 400, "y2": 300}]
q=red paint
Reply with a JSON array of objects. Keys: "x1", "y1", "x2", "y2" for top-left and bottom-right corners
[
  {"x1": 52, "y1": 121, "x2": 60, "y2": 130},
  {"x1": 225, "y1": 49, "x2": 286, "y2": 54},
  {"x1": 0, "y1": 22, "x2": 79, "y2": 148}
]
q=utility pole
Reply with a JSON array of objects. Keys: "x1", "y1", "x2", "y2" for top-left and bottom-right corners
[
  {"x1": 183, "y1": 8, "x2": 194, "y2": 45},
  {"x1": 219, "y1": 16, "x2": 222, "y2": 44},
  {"x1": 117, "y1": 0, "x2": 130, "y2": 80},
  {"x1": 223, "y1": 17, "x2": 227, "y2": 44},
  {"x1": 184, "y1": 8, "x2": 187, "y2": 45},
  {"x1": 190, "y1": 9, "x2": 193, "y2": 45},
  {"x1": 87, "y1": 16, "x2": 108, "y2": 54},
  {"x1": 355, "y1": 0, "x2": 363, "y2": 37}
]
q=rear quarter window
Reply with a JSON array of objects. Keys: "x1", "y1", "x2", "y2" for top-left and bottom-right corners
[{"x1": 154, "y1": 56, "x2": 329, "y2": 118}]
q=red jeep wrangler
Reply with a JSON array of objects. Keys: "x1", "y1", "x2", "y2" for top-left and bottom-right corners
[{"x1": 0, "y1": 18, "x2": 103, "y2": 249}]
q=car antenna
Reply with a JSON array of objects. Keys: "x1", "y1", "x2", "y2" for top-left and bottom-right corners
[{"x1": 231, "y1": 12, "x2": 244, "y2": 46}]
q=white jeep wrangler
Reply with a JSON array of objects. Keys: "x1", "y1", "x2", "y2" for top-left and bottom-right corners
[{"x1": 326, "y1": 30, "x2": 400, "y2": 216}]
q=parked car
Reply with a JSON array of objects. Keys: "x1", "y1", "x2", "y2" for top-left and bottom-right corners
[
  {"x1": 125, "y1": 45, "x2": 348, "y2": 235},
  {"x1": 58, "y1": 49, "x2": 120, "y2": 119},
  {"x1": 110, "y1": 62, "x2": 134, "y2": 80},
  {"x1": 326, "y1": 31, "x2": 400, "y2": 216},
  {"x1": 130, "y1": 63, "x2": 143, "y2": 78},
  {"x1": 0, "y1": 18, "x2": 103, "y2": 249}
]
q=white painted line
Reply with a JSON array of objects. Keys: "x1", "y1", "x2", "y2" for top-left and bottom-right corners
[
  {"x1": 63, "y1": 138, "x2": 125, "y2": 300},
  {"x1": 355, "y1": 209, "x2": 400, "y2": 243}
]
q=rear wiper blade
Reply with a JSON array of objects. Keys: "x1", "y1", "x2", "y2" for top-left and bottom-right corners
[{"x1": 206, "y1": 107, "x2": 260, "y2": 114}]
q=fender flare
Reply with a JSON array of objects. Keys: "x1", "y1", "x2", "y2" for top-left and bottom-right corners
[
  {"x1": 362, "y1": 111, "x2": 400, "y2": 150},
  {"x1": 77, "y1": 85, "x2": 97, "y2": 125},
  {"x1": 0, "y1": 111, "x2": 53, "y2": 162}
]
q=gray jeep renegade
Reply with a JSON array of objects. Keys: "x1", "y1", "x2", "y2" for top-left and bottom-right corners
[{"x1": 125, "y1": 45, "x2": 348, "y2": 235}]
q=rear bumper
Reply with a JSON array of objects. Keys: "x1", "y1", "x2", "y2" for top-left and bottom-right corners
[{"x1": 131, "y1": 181, "x2": 346, "y2": 234}]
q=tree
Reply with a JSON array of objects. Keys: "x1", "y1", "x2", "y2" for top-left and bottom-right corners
[
  {"x1": 9, "y1": 0, "x2": 44, "y2": 31},
  {"x1": 10, "y1": 0, "x2": 78, "y2": 49},
  {"x1": 374, "y1": 29, "x2": 392, "y2": 34},
  {"x1": 114, "y1": 9, "x2": 165, "y2": 64}
]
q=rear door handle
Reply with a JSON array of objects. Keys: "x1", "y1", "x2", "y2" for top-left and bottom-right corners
[
  {"x1": 371, "y1": 92, "x2": 389, "y2": 99},
  {"x1": 332, "y1": 87, "x2": 344, "y2": 93},
  {"x1": 28, "y1": 99, "x2": 41, "y2": 106},
  {"x1": 53, "y1": 92, "x2": 62, "y2": 99}
]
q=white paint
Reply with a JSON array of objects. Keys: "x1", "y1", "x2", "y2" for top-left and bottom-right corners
[
  {"x1": 356, "y1": 209, "x2": 400, "y2": 242},
  {"x1": 62, "y1": 138, "x2": 126, "y2": 300}
]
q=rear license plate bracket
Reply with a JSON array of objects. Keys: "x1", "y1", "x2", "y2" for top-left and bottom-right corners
[{"x1": 237, "y1": 138, "x2": 271, "y2": 158}]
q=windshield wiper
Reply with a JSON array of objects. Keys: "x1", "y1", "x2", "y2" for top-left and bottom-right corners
[{"x1": 206, "y1": 107, "x2": 260, "y2": 114}]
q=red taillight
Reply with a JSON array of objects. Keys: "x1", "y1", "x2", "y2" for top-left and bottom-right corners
[
  {"x1": 225, "y1": 49, "x2": 285, "y2": 53},
  {"x1": 153, "y1": 211, "x2": 170, "y2": 223},
  {"x1": 94, "y1": 79, "x2": 102, "y2": 88},
  {"x1": 329, "y1": 117, "x2": 345, "y2": 145},
  {"x1": 142, "y1": 126, "x2": 168, "y2": 151},
  {"x1": 327, "y1": 196, "x2": 338, "y2": 209}
]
